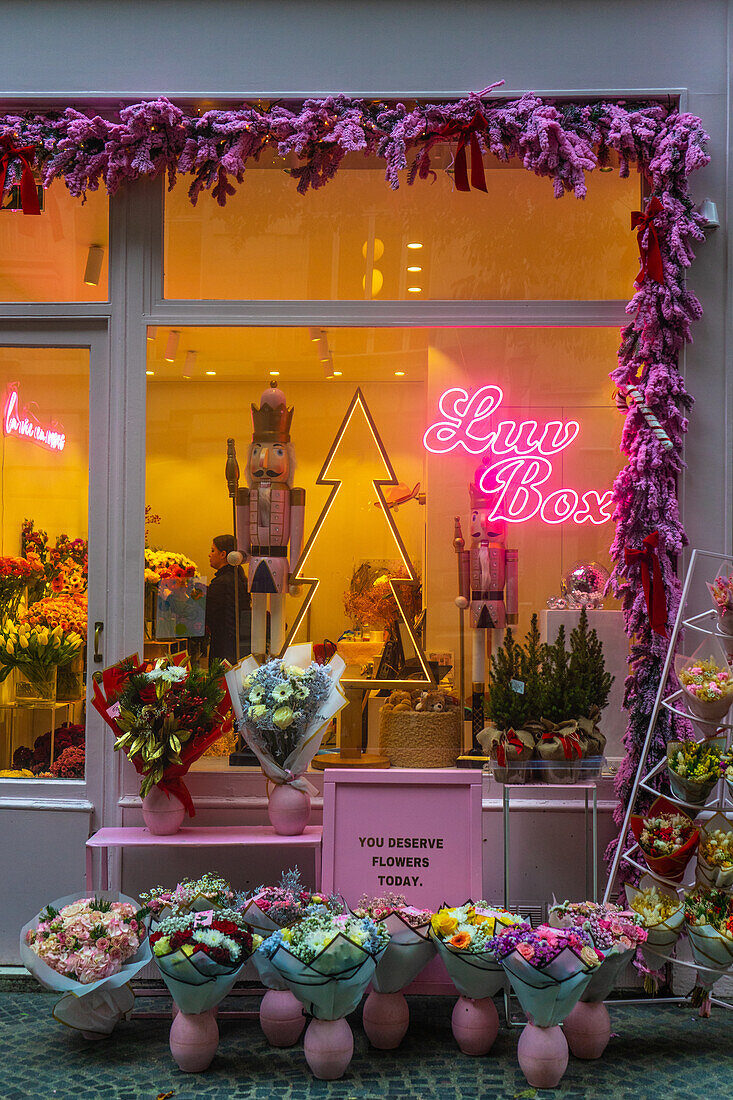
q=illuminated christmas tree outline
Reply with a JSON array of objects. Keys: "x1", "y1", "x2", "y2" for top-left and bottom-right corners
[{"x1": 284, "y1": 388, "x2": 436, "y2": 689}]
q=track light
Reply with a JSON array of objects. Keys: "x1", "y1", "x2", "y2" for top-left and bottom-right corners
[
  {"x1": 84, "y1": 245, "x2": 104, "y2": 286},
  {"x1": 147, "y1": 327, "x2": 157, "y2": 341},
  {"x1": 184, "y1": 350, "x2": 197, "y2": 372},
  {"x1": 164, "y1": 331, "x2": 180, "y2": 362}
]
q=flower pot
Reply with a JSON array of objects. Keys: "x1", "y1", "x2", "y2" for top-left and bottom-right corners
[
  {"x1": 303, "y1": 1017, "x2": 353, "y2": 1080},
  {"x1": 362, "y1": 989, "x2": 409, "y2": 1049},
  {"x1": 14, "y1": 665, "x2": 57, "y2": 704},
  {"x1": 451, "y1": 995, "x2": 499, "y2": 1056},
  {"x1": 267, "y1": 783, "x2": 311, "y2": 835},
  {"x1": 562, "y1": 1000, "x2": 611, "y2": 1059},
  {"x1": 517, "y1": 1023, "x2": 569, "y2": 1088},
  {"x1": 259, "y1": 988, "x2": 305, "y2": 1047},
  {"x1": 142, "y1": 786, "x2": 186, "y2": 835},
  {"x1": 169, "y1": 1008, "x2": 219, "y2": 1072}
]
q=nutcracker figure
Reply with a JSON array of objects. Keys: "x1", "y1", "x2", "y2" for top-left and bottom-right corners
[
  {"x1": 235, "y1": 383, "x2": 306, "y2": 656},
  {"x1": 454, "y1": 477, "x2": 519, "y2": 742}
]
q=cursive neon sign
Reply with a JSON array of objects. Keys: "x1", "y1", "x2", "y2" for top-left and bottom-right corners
[
  {"x1": 423, "y1": 385, "x2": 613, "y2": 525},
  {"x1": 3, "y1": 387, "x2": 66, "y2": 452}
]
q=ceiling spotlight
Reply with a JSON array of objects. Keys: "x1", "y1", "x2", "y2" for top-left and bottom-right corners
[
  {"x1": 205, "y1": 370, "x2": 216, "y2": 377},
  {"x1": 270, "y1": 370, "x2": 280, "y2": 377},
  {"x1": 407, "y1": 242, "x2": 423, "y2": 250},
  {"x1": 318, "y1": 335, "x2": 330, "y2": 362},
  {"x1": 333, "y1": 370, "x2": 343, "y2": 377},
  {"x1": 395, "y1": 370, "x2": 406, "y2": 377},
  {"x1": 184, "y1": 350, "x2": 197, "y2": 372},
  {"x1": 146, "y1": 326, "x2": 157, "y2": 341},
  {"x1": 308, "y1": 327, "x2": 321, "y2": 342},
  {"x1": 164, "y1": 330, "x2": 180, "y2": 362},
  {"x1": 146, "y1": 370, "x2": 154, "y2": 377},
  {"x1": 407, "y1": 287, "x2": 423, "y2": 294},
  {"x1": 324, "y1": 353, "x2": 335, "y2": 380},
  {"x1": 83, "y1": 244, "x2": 104, "y2": 286},
  {"x1": 407, "y1": 265, "x2": 422, "y2": 273}
]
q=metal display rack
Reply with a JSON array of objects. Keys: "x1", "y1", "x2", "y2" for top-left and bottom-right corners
[{"x1": 603, "y1": 547, "x2": 733, "y2": 1010}]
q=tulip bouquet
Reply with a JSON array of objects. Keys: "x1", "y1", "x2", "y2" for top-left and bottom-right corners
[
  {"x1": 684, "y1": 887, "x2": 733, "y2": 998},
  {"x1": 667, "y1": 739, "x2": 723, "y2": 805},
  {"x1": 630, "y1": 796, "x2": 699, "y2": 882},
  {"x1": 20, "y1": 892, "x2": 151, "y2": 1037},
  {"x1": 626, "y1": 876, "x2": 685, "y2": 969},
  {"x1": 0, "y1": 619, "x2": 84, "y2": 700},
  {"x1": 92, "y1": 654, "x2": 230, "y2": 816}
]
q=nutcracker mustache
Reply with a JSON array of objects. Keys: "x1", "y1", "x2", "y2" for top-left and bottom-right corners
[{"x1": 253, "y1": 468, "x2": 281, "y2": 478}]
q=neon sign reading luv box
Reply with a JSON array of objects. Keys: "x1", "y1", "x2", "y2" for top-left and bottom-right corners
[
  {"x1": 422, "y1": 385, "x2": 613, "y2": 525},
  {"x1": 3, "y1": 387, "x2": 66, "y2": 452}
]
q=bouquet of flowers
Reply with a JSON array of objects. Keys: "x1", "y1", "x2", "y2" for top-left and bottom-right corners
[
  {"x1": 151, "y1": 908, "x2": 260, "y2": 1015},
  {"x1": 630, "y1": 796, "x2": 699, "y2": 882},
  {"x1": 22, "y1": 591, "x2": 88, "y2": 636},
  {"x1": 0, "y1": 619, "x2": 84, "y2": 698},
  {"x1": 488, "y1": 923, "x2": 602, "y2": 1028},
  {"x1": 667, "y1": 739, "x2": 723, "y2": 805},
  {"x1": 708, "y1": 568, "x2": 733, "y2": 636},
  {"x1": 92, "y1": 653, "x2": 230, "y2": 816},
  {"x1": 144, "y1": 548, "x2": 197, "y2": 585},
  {"x1": 549, "y1": 900, "x2": 647, "y2": 1002},
  {"x1": 20, "y1": 892, "x2": 151, "y2": 1036},
  {"x1": 225, "y1": 643, "x2": 347, "y2": 796},
  {"x1": 259, "y1": 903, "x2": 389, "y2": 1020},
  {"x1": 354, "y1": 893, "x2": 434, "y2": 994},
  {"x1": 0, "y1": 554, "x2": 44, "y2": 618},
  {"x1": 140, "y1": 873, "x2": 235, "y2": 925},
  {"x1": 626, "y1": 875, "x2": 685, "y2": 969},
  {"x1": 676, "y1": 643, "x2": 733, "y2": 725},
  {"x1": 429, "y1": 901, "x2": 526, "y2": 999},
  {"x1": 696, "y1": 814, "x2": 733, "y2": 891},
  {"x1": 684, "y1": 887, "x2": 733, "y2": 993},
  {"x1": 21, "y1": 520, "x2": 88, "y2": 602}
]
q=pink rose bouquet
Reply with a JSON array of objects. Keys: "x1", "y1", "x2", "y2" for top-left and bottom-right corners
[{"x1": 549, "y1": 900, "x2": 647, "y2": 1002}]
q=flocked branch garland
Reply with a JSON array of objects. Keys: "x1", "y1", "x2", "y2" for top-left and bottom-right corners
[{"x1": 0, "y1": 92, "x2": 711, "y2": 878}]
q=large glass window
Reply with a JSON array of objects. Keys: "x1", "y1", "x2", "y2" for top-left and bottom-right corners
[
  {"x1": 164, "y1": 152, "x2": 640, "y2": 301},
  {"x1": 0, "y1": 348, "x2": 89, "y2": 780}
]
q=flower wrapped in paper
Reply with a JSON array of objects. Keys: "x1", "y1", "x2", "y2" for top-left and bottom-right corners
[
  {"x1": 20, "y1": 892, "x2": 151, "y2": 1037},
  {"x1": 140, "y1": 873, "x2": 235, "y2": 928},
  {"x1": 675, "y1": 641, "x2": 733, "y2": 729},
  {"x1": 630, "y1": 795, "x2": 699, "y2": 882},
  {"x1": 259, "y1": 905, "x2": 389, "y2": 1020},
  {"x1": 707, "y1": 566, "x2": 733, "y2": 638},
  {"x1": 666, "y1": 739, "x2": 724, "y2": 806},
  {"x1": 696, "y1": 814, "x2": 733, "y2": 891},
  {"x1": 626, "y1": 875, "x2": 684, "y2": 969},
  {"x1": 151, "y1": 909, "x2": 261, "y2": 1014},
  {"x1": 549, "y1": 900, "x2": 647, "y2": 1002},
  {"x1": 92, "y1": 653, "x2": 231, "y2": 817},
  {"x1": 429, "y1": 902, "x2": 526, "y2": 999},
  {"x1": 489, "y1": 924, "x2": 602, "y2": 1028},
  {"x1": 684, "y1": 887, "x2": 733, "y2": 992},
  {"x1": 354, "y1": 893, "x2": 434, "y2": 994},
  {"x1": 225, "y1": 643, "x2": 347, "y2": 796}
]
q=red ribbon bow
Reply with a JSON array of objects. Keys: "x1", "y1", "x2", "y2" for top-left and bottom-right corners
[
  {"x1": 0, "y1": 135, "x2": 41, "y2": 215},
  {"x1": 452, "y1": 112, "x2": 488, "y2": 193},
  {"x1": 496, "y1": 728, "x2": 525, "y2": 767},
  {"x1": 541, "y1": 728, "x2": 582, "y2": 760},
  {"x1": 624, "y1": 530, "x2": 668, "y2": 637},
  {"x1": 631, "y1": 196, "x2": 664, "y2": 284}
]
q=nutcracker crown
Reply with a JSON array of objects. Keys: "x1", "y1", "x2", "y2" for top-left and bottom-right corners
[{"x1": 251, "y1": 382, "x2": 294, "y2": 444}]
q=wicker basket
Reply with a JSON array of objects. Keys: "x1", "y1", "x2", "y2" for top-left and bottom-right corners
[{"x1": 379, "y1": 709, "x2": 461, "y2": 768}]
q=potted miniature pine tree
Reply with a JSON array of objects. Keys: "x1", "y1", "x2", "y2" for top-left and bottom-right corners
[
  {"x1": 481, "y1": 629, "x2": 535, "y2": 781},
  {"x1": 537, "y1": 625, "x2": 582, "y2": 781},
  {"x1": 568, "y1": 607, "x2": 613, "y2": 760}
]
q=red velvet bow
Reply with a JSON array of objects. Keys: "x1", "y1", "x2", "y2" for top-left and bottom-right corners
[
  {"x1": 0, "y1": 135, "x2": 41, "y2": 215},
  {"x1": 439, "y1": 111, "x2": 488, "y2": 193},
  {"x1": 631, "y1": 196, "x2": 664, "y2": 284},
  {"x1": 624, "y1": 530, "x2": 668, "y2": 637},
  {"x1": 496, "y1": 728, "x2": 525, "y2": 767},
  {"x1": 541, "y1": 728, "x2": 582, "y2": 760}
]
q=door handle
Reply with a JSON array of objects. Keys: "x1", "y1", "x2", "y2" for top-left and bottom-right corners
[{"x1": 93, "y1": 621, "x2": 104, "y2": 663}]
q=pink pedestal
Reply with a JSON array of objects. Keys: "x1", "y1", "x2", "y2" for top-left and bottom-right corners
[
  {"x1": 451, "y1": 996, "x2": 499, "y2": 1056},
  {"x1": 267, "y1": 784, "x2": 311, "y2": 835},
  {"x1": 362, "y1": 990, "x2": 409, "y2": 1049},
  {"x1": 517, "y1": 1023, "x2": 569, "y2": 1088},
  {"x1": 303, "y1": 1018, "x2": 354, "y2": 1080},
  {"x1": 563, "y1": 1000, "x2": 611, "y2": 1059},
  {"x1": 142, "y1": 787, "x2": 186, "y2": 835},
  {"x1": 259, "y1": 989, "x2": 305, "y2": 1047},
  {"x1": 169, "y1": 1009, "x2": 219, "y2": 1072}
]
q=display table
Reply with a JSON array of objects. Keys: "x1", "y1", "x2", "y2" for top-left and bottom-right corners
[{"x1": 85, "y1": 825, "x2": 323, "y2": 891}]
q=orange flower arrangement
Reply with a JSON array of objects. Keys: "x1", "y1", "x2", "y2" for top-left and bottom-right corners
[
  {"x1": 449, "y1": 931, "x2": 471, "y2": 949},
  {"x1": 22, "y1": 592, "x2": 87, "y2": 636}
]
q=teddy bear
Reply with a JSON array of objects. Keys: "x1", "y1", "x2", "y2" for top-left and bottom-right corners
[{"x1": 380, "y1": 690, "x2": 412, "y2": 714}]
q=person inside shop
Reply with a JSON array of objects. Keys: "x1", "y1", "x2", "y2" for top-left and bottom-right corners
[{"x1": 205, "y1": 534, "x2": 251, "y2": 664}]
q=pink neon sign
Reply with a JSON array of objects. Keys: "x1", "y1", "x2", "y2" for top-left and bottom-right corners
[
  {"x1": 3, "y1": 387, "x2": 66, "y2": 453},
  {"x1": 423, "y1": 385, "x2": 613, "y2": 526}
]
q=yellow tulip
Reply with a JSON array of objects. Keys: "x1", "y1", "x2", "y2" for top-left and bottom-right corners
[
  {"x1": 18, "y1": 635, "x2": 29, "y2": 649},
  {"x1": 37, "y1": 633, "x2": 48, "y2": 647},
  {"x1": 51, "y1": 625, "x2": 63, "y2": 639},
  {"x1": 5, "y1": 641, "x2": 13, "y2": 656}
]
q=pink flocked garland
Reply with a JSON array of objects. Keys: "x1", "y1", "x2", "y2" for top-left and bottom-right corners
[{"x1": 0, "y1": 92, "x2": 711, "y2": 874}]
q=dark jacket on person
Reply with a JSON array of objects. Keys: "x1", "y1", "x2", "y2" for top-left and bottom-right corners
[{"x1": 205, "y1": 564, "x2": 251, "y2": 663}]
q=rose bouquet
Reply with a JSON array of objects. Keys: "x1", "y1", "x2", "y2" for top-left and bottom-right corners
[
  {"x1": 92, "y1": 653, "x2": 230, "y2": 821},
  {"x1": 140, "y1": 873, "x2": 235, "y2": 926},
  {"x1": 666, "y1": 739, "x2": 723, "y2": 805},
  {"x1": 696, "y1": 814, "x2": 733, "y2": 891},
  {"x1": 225, "y1": 643, "x2": 347, "y2": 833},
  {"x1": 20, "y1": 892, "x2": 151, "y2": 1037},
  {"x1": 549, "y1": 900, "x2": 647, "y2": 1002},
  {"x1": 708, "y1": 568, "x2": 733, "y2": 637},
  {"x1": 676, "y1": 644, "x2": 733, "y2": 726},
  {"x1": 684, "y1": 887, "x2": 733, "y2": 996},
  {"x1": 0, "y1": 554, "x2": 44, "y2": 618},
  {"x1": 626, "y1": 875, "x2": 685, "y2": 969},
  {"x1": 430, "y1": 902, "x2": 526, "y2": 999},
  {"x1": 630, "y1": 796, "x2": 699, "y2": 882}
]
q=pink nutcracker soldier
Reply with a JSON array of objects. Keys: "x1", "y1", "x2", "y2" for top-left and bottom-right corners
[
  {"x1": 235, "y1": 383, "x2": 306, "y2": 656},
  {"x1": 454, "y1": 477, "x2": 519, "y2": 742}
]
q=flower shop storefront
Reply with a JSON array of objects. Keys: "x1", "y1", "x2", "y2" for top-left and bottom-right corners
[{"x1": 0, "y1": 5, "x2": 730, "y2": 1082}]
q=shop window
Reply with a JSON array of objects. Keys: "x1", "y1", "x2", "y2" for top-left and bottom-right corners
[
  {"x1": 0, "y1": 183, "x2": 108, "y2": 302},
  {"x1": 146, "y1": 325, "x2": 622, "y2": 762},
  {"x1": 0, "y1": 348, "x2": 88, "y2": 780},
  {"x1": 164, "y1": 152, "x2": 640, "y2": 301}
]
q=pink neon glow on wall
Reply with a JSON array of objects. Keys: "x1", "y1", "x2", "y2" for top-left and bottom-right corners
[
  {"x1": 3, "y1": 388, "x2": 66, "y2": 452},
  {"x1": 423, "y1": 384, "x2": 613, "y2": 526}
]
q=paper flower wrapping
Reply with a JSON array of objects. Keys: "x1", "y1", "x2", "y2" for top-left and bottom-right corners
[
  {"x1": 684, "y1": 887, "x2": 733, "y2": 991},
  {"x1": 548, "y1": 900, "x2": 647, "y2": 1002},
  {"x1": 666, "y1": 740, "x2": 724, "y2": 805},
  {"x1": 630, "y1": 796, "x2": 699, "y2": 882},
  {"x1": 140, "y1": 873, "x2": 235, "y2": 928},
  {"x1": 626, "y1": 875, "x2": 685, "y2": 969},
  {"x1": 20, "y1": 891, "x2": 151, "y2": 1035},
  {"x1": 429, "y1": 902, "x2": 526, "y2": 999},
  {"x1": 696, "y1": 814, "x2": 733, "y2": 891},
  {"x1": 676, "y1": 643, "x2": 733, "y2": 725},
  {"x1": 354, "y1": 894, "x2": 434, "y2": 994}
]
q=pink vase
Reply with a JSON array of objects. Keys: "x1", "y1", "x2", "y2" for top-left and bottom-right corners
[
  {"x1": 169, "y1": 1008, "x2": 219, "y2": 1072},
  {"x1": 517, "y1": 1023, "x2": 569, "y2": 1088},
  {"x1": 563, "y1": 1000, "x2": 611, "y2": 1059},
  {"x1": 142, "y1": 786, "x2": 186, "y2": 835},
  {"x1": 451, "y1": 995, "x2": 499, "y2": 1056},
  {"x1": 267, "y1": 783, "x2": 311, "y2": 835},
  {"x1": 362, "y1": 990, "x2": 409, "y2": 1049},
  {"x1": 303, "y1": 1017, "x2": 354, "y2": 1080},
  {"x1": 259, "y1": 989, "x2": 305, "y2": 1047}
]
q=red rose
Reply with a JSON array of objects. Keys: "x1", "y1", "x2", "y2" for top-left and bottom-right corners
[{"x1": 138, "y1": 684, "x2": 157, "y2": 704}]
